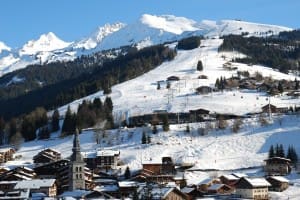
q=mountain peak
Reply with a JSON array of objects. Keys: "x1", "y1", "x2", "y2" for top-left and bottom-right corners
[
  {"x1": 19, "y1": 32, "x2": 71, "y2": 56},
  {"x1": 0, "y1": 41, "x2": 11, "y2": 53},
  {"x1": 140, "y1": 14, "x2": 199, "y2": 34},
  {"x1": 73, "y1": 22, "x2": 125, "y2": 50}
]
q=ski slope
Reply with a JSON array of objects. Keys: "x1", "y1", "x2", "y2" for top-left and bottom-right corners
[{"x1": 56, "y1": 38, "x2": 299, "y2": 122}]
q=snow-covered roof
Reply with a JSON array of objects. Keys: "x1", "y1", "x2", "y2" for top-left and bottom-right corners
[
  {"x1": 96, "y1": 150, "x2": 120, "y2": 157},
  {"x1": 232, "y1": 173, "x2": 248, "y2": 178},
  {"x1": 181, "y1": 187, "x2": 195, "y2": 193},
  {"x1": 244, "y1": 178, "x2": 271, "y2": 187},
  {"x1": 118, "y1": 181, "x2": 138, "y2": 187},
  {"x1": 59, "y1": 190, "x2": 91, "y2": 198},
  {"x1": 0, "y1": 147, "x2": 14, "y2": 153},
  {"x1": 151, "y1": 187, "x2": 174, "y2": 199},
  {"x1": 94, "y1": 185, "x2": 119, "y2": 192},
  {"x1": 268, "y1": 176, "x2": 289, "y2": 183},
  {"x1": 221, "y1": 174, "x2": 239, "y2": 180},
  {"x1": 208, "y1": 184, "x2": 225, "y2": 190},
  {"x1": 14, "y1": 179, "x2": 56, "y2": 189}
]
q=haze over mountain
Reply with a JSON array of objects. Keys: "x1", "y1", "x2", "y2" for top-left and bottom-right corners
[{"x1": 0, "y1": 14, "x2": 291, "y2": 77}]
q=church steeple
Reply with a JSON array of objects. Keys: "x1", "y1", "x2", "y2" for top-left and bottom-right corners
[
  {"x1": 71, "y1": 129, "x2": 83, "y2": 162},
  {"x1": 69, "y1": 128, "x2": 85, "y2": 191}
]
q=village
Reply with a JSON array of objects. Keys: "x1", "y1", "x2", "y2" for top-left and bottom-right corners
[{"x1": 0, "y1": 124, "x2": 298, "y2": 200}]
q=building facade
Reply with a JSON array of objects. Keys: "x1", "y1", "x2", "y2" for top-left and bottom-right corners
[{"x1": 69, "y1": 129, "x2": 85, "y2": 190}]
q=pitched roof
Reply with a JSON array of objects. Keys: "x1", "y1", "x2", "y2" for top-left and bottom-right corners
[
  {"x1": 239, "y1": 177, "x2": 271, "y2": 188},
  {"x1": 181, "y1": 187, "x2": 195, "y2": 193},
  {"x1": 268, "y1": 176, "x2": 289, "y2": 183},
  {"x1": 96, "y1": 150, "x2": 120, "y2": 157},
  {"x1": 14, "y1": 179, "x2": 56, "y2": 189},
  {"x1": 208, "y1": 184, "x2": 228, "y2": 191}
]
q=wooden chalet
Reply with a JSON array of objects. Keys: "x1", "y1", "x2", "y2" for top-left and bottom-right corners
[
  {"x1": 264, "y1": 157, "x2": 291, "y2": 176},
  {"x1": 0, "y1": 148, "x2": 15, "y2": 164},
  {"x1": 151, "y1": 186, "x2": 189, "y2": 200},
  {"x1": 261, "y1": 104, "x2": 289, "y2": 114},
  {"x1": 261, "y1": 104, "x2": 277, "y2": 113},
  {"x1": 84, "y1": 149, "x2": 120, "y2": 171},
  {"x1": 118, "y1": 181, "x2": 139, "y2": 198},
  {"x1": 189, "y1": 108, "x2": 210, "y2": 122},
  {"x1": 93, "y1": 178, "x2": 120, "y2": 198},
  {"x1": 235, "y1": 177, "x2": 270, "y2": 200},
  {"x1": 266, "y1": 176, "x2": 289, "y2": 192},
  {"x1": 14, "y1": 179, "x2": 57, "y2": 197},
  {"x1": 0, "y1": 166, "x2": 36, "y2": 181},
  {"x1": 181, "y1": 186, "x2": 200, "y2": 200},
  {"x1": 83, "y1": 190, "x2": 114, "y2": 199},
  {"x1": 0, "y1": 188, "x2": 30, "y2": 199},
  {"x1": 197, "y1": 178, "x2": 221, "y2": 192},
  {"x1": 219, "y1": 173, "x2": 247, "y2": 187},
  {"x1": 0, "y1": 181, "x2": 17, "y2": 193},
  {"x1": 33, "y1": 148, "x2": 61, "y2": 164},
  {"x1": 0, "y1": 167, "x2": 9, "y2": 176},
  {"x1": 196, "y1": 86, "x2": 212, "y2": 94},
  {"x1": 142, "y1": 157, "x2": 175, "y2": 176},
  {"x1": 207, "y1": 183, "x2": 233, "y2": 195}
]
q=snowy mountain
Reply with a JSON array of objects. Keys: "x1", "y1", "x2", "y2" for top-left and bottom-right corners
[
  {"x1": 72, "y1": 23, "x2": 125, "y2": 50},
  {"x1": 19, "y1": 32, "x2": 71, "y2": 56},
  {"x1": 0, "y1": 41, "x2": 11, "y2": 53},
  {"x1": 0, "y1": 14, "x2": 292, "y2": 77}
]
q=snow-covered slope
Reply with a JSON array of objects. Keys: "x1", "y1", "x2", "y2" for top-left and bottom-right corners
[
  {"x1": 72, "y1": 23, "x2": 125, "y2": 50},
  {"x1": 56, "y1": 38, "x2": 298, "y2": 119},
  {"x1": 0, "y1": 14, "x2": 292, "y2": 78}
]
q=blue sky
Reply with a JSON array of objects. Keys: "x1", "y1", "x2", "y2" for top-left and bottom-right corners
[{"x1": 0, "y1": 0, "x2": 299, "y2": 47}]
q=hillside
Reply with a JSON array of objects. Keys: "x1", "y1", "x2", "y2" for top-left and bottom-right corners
[
  {"x1": 57, "y1": 37, "x2": 299, "y2": 120},
  {"x1": 1, "y1": 14, "x2": 300, "y2": 199}
]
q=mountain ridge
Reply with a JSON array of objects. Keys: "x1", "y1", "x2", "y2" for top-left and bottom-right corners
[{"x1": 0, "y1": 14, "x2": 292, "y2": 77}]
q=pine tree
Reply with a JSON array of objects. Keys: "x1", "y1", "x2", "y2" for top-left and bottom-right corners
[
  {"x1": 268, "y1": 145, "x2": 275, "y2": 158},
  {"x1": 51, "y1": 109, "x2": 60, "y2": 132},
  {"x1": 8, "y1": 118, "x2": 17, "y2": 144},
  {"x1": 166, "y1": 81, "x2": 171, "y2": 89},
  {"x1": 0, "y1": 117, "x2": 5, "y2": 145},
  {"x1": 278, "y1": 81, "x2": 284, "y2": 93},
  {"x1": 152, "y1": 125, "x2": 157, "y2": 134},
  {"x1": 157, "y1": 82, "x2": 161, "y2": 90},
  {"x1": 215, "y1": 78, "x2": 220, "y2": 89},
  {"x1": 278, "y1": 144, "x2": 285, "y2": 157},
  {"x1": 21, "y1": 115, "x2": 36, "y2": 141},
  {"x1": 162, "y1": 114, "x2": 169, "y2": 132},
  {"x1": 147, "y1": 135, "x2": 151, "y2": 144},
  {"x1": 197, "y1": 60, "x2": 203, "y2": 71},
  {"x1": 142, "y1": 131, "x2": 147, "y2": 144},
  {"x1": 62, "y1": 106, "x2": 76, "y2": 135},
  {"x1": 104, "y1": 97, "x2": 113, "y2": 112},
  {"x1": 287, "y1": 145, "x2": 298, "y2": 166},
  {"x1": 124, "y1": 166, "x2": 131, "y2": 179},
  {"x1": 295, "y1": 78, "x2": 299, "y2": 90},
  {"x1": 186, "y1": 124, "x2": 190, "y2": 133}
]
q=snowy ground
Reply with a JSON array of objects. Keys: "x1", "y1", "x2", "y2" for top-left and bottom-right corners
[
  {"x1": 55, "y1": 38, "x2": 299, "y2": 124},
  {"x1": 7, "y1": 114, "x2": 300, "y2": 198},
  {"x1": 4, "y1": 36, "x2": 300, "y2": 198}
]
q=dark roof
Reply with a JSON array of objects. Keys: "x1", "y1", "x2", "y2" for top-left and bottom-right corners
[{"x1": 264, "y1": 157, "x2": 291, "y2": 162}]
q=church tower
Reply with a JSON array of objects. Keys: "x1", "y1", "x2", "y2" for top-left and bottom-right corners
[{"x1": 69, "y1": 129, "x2": 85, "y2": 190}]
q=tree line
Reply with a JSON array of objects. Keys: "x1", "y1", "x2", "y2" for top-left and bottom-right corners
[
  {"x1": 0, "y1": 96, "x2": 114, "y2": 147},
  {"x1": 219, "y1": 33, "x2": 300, "y2": 73},
  {"x1": 268, "y1": 144, "x2": 298, "y2": 166},
  {"x1": 0, "y1": 44, "x2": 176, "y2": 120}
]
